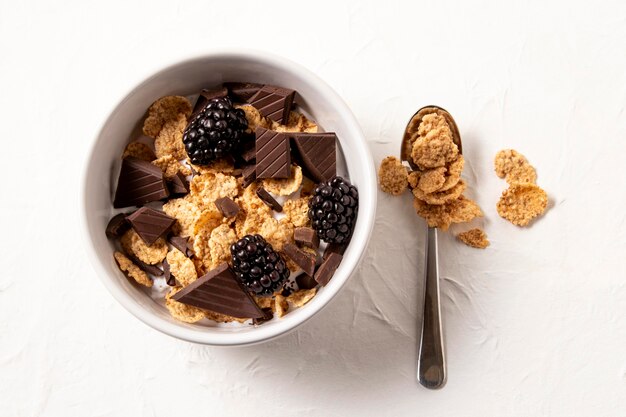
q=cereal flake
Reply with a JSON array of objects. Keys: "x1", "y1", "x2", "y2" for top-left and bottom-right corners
[
  {"x1": 457, "y1": 228, "x2": 490, "y2": 249},
  {"x1": 494, "y1": 149, "x2": 537, "y2": 184},
  {"x1": 166, "y1": 248, "x2": 198, "y2": 286},
  {"x1": 262, "y1": 165, "x2": 303, "y2": 196},
  {"x1": 122, "y1": 142, "x2": 155, "y2": 161},
  {"x1": 378, "y1": 156, "x2": 408, "y2": 195},
  {"x1": 287, "y1": 288, "x2": 317, "y2": 307},
  {"x1": 114, "y1": 251, "x2": 152, "y2": 287},
  {"x1": 120, "y1": 229, "x2": 167, "y2": 265},
  {"x1": 412, "y1": 179, "x2": 466, "y2": 205},
  {"x1": 154, "y1": 113, "x2": 188, "y2": 160},
  {"x1": 143, "y1": 96, "x2": 192, "y2": 138},
  {"x1": 152, "y1": 154, "x2": 192, "y2": 178},
  {"x1": 282, "y1": 197, "x2": 312, "y2": 228},
  {"x1": 496, "y1": 183, "x2": 547, "y2": 226},
  {"x1": 165, "y1": 287, "x2": 205, "y2": 323}
]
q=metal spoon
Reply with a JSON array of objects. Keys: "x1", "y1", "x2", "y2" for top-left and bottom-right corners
[{"x1": 401, "y1": 106, "x2": 462, "y2": 390}]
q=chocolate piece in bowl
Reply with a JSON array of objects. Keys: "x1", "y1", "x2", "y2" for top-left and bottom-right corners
[
  {"x1": 296, "y1": 274, "x2": 318, "y2": 290},
  {"x1": 314, "y1": 252, "x2": 342, "y2": 286},
  {"x1": 241, "y1": 164, "x2": 257, "y2": 188},
  {"x1": 172, "y1": 263, "x2": 265, "y2": 319},
  {"x1": 167, "y1": 171, "x2": 190, "y2": 195},
  {"x1": 214, "y1": 197, "x2": 240, "y2": 218},
  {"x1": 106, "y1": 213, "x2": 130, "y2": 239},
  {"x1": 294, "y1": 227, "x2": 319, "y2": 249},
  {"x1": 126, "y1": 207, "x2": 176, "y2": 246},
  {"x1": 125, "y1": 251, "x2": 164, "y2": 277},
  {"x1": 291, "y1": 133, "x2": 337, "y2": 183},
  {"x1": 256, "y1": 187, "x2": 283, "y2": 212},
  {"x1": 168, "y1": 236, "x2": 194, "y2": 258},
  {"x1": 247, "y1": 85, "x2": 295, "y2": 124},
  {"x1": 192, "y1": 87, "x2": 229, "y2": 115},
  {"x1": 283, "y1": 243, "x2": 316, "y2": 277},
  {"x1": 323, "y1": 242, "x2": 348, "y2": 261},
  {"x1": 113, "y1": 157, "x2": 170, "y2": 208},
  {"x1": 255, "y1": 127, "x2": 291, "y2": 179},
  {"x1": 223, "y1": 82, "x2": 263, "y2": 102}
]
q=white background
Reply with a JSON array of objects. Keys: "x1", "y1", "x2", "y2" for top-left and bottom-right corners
[{"x1": 1, "y1": 0, "x2": 625, "y2": 416}]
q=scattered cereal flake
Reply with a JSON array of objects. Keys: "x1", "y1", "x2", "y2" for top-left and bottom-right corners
[
  {"x1": 494, "y1": 149, "x2": 537, "y2": 184},
  {"x1": 457, "y1": 228, "x2": 490, "y2": 249},
  {"x1": 378, "y1": 156, "x2": 408, "y2": 196},
  {"x1": 189, "y1": 172, "x2": 239, "y2": 209},
  {"x1": 235, "y1": 104, "x2": 271, "y2": 131},
  {"x1": 166, "y1": 248, "x2": 198, "y2": 286},
  {"x1": 262, "y1": 165, "x2": 303, "y2": 196},
  {"x1": 439, "y1": 155, "x2": 464, "y2": 191},
  {"x1": 282, "y1": 197, "x2": 312, "y2": 228},
  {"x1": 143, "y1": 96, "x2": 192, "y2": 138},
  {"x1": 413, "y1": 195, "x2": 482, "y2": 230},
  {"x1": 287, "y1": 288, "x2": 317, "y2": 308},
  {"x1": 113, "y1": 251, "x2": 152, "y2": 287},
  {"x1": 204, "y1": 310, "x2": 248, "y2": 323},
  {"x1": 120, "y1": 229, "x2": 167, "y2": 265},
  {"x1": 208, "y1": 224, "x2": 237, "y2": 270},
  {"x1": 165, "y1": 287, "x2": 205, "y2": 323},
  {"x1": 412, "y1": 179, "x2": 466, "y2": 205},
  {"x1": 162, "y1": 196, "x2": 202, "y2": 237},
  {"x1": 411, "y1": 130, "x2": 459, "y2": 170},
  {"x1": 154, "y1": 113, "x2": 188, "y2": 160},
  {"x1": 448, "y1": 195, "x2": 484, "y2": 224},
  {"x1": 496, "y1": 183, "x2": 547, "y2": 226},
  {"x1": 152, "y1": 154, "x2": 192, "y2": 178},
  {"x1": 122, "y1": 142, "x2": 155, "y2": 161},
  {"x1": 189, "y1": 157, "x2": 235, "y2": 175},
  {"x1": 271, "y1": 111, "x2": 318, "y2": 133},
  {"x1": 273, "y1": 294, "x2": 289, "y2": 318},
  {"x1": 418, "y1": 167, "x2": 447, "y2": 194}
]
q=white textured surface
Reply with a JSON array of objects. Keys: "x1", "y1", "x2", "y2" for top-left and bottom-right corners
[{"x1": 1, "y1": 0, "x2": 625, "y2": 415}]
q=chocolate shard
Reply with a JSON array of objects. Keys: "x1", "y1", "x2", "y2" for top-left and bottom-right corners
[
  {"x1": 241, "y1": 164, "x2": 257, "y2": 188},
  {"x1": 296, "y1": 274, "x2": 318, "y2": 290},
  {"x1": 255, "y1": 127, "x2": 291, "y2": 179},
  {"x1": 127, "y1": 207, "x2": 176, "y2": 246},
  {"x1": 129, "y1": 252, "x2": 164, "y2": 276},
  {"x1": 106, "y1": 213, "x2": 130, "y2": 239},
  {"x1": 113, "y1": 157, "x2": 170, "y2": 208},
  {"x1": 214, "y1": 197, "x2": 240, "y2": 218},
  {"x1": 247, "y1": 85, "x2": 295, "y2": 124},
  {"x1": 172, "y1": 263, "x2": 265, "y2": 319},
  {"x1": 291, "y1": 133, "x2": 337, "y2": 183},
  {"x1": 294, "y1": 227, "x2": 319, "y2": 249},
  {"x1": 163, "y1": 260, "x2": 175, "y2": 286},
  {"x1": 256, "y1": 187, "x2": 283, "y2": 212},
  {"x1": 314, "y1": 252, "x2": 342, "y2": 286},
  {"x1": 323, "y1": 242, "x2": 348, "y2": 261},
  {"x1": 223, "y1": 82, "x2": 263, "y2": 102},
  {"x1": 283, "y1": 243, "x2": 316, "y2": 277},
  {"x1": 252, "y1": 308, "x2": 274, "y2": 325},
  {"x1": 167, "y1": 172, "x2": 189, "y2": 195},
  {"x1": 168, "y1": 236, "x2": 194, "y2": 257},
  {"x1": 192, "y1": 87, "x2": 229, "y2": 114},
  {"x1": 241, "y1": 143, "x2": 256, "y2": 162}
]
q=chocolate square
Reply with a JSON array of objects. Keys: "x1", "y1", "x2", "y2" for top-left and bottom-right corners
[
  {"x1": 247, "y1": 85, "x2": 295, "y2": 124},
  {"x1": 255, "y1": 127, "x2": 291, "y2": 179}
]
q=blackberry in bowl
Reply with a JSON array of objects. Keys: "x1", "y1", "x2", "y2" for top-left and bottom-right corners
[
  {"x1": 231, "y1": 235, "x2": 289, "y2": 296},
  {"x1": 309, "y1": 176, "x2": 359, "y2": 244}
]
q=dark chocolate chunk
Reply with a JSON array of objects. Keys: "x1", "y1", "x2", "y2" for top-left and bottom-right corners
[
  {"x1": 163, "y1": 260, "x2": 176, "y2": 286},
  {"x1": 291, "y1": 133, "x2": 337, "y2": 183},
  {"x1": 122, "y1": 250, "x2": 164, "y2": 277},
  {"x1": 294, "y1": 227, "x2": 319, "y2": 249},
  {"x1": 192, "y1": 87, "x2": 229, "y2": 114},
  {"x1": 241, "y1": 164, "x2": 257, "y2": 188},
  {"x1": 172, "y1": 263, "x2": 265, "y2": 318},
  {"x1": 106, "y1": 213, "x2": 130, "y2": 239},
  {"x1": 167, "y1": 172, "x2": 190, "y2": 195},
  {"x1": 283, "y1": 243, "x2": 316, "y2": 277},
  {"x1": 256, "y1": 187, "x2": 283, "y2": 212},
  {"x1": 296, "y1": 274, "x2": 318, "y2": 290},
  {"x1": 247, "y1": 85, "x2": 295, "y2": 124},
  {"x1": 214, "y1": 197, "x2": 240, "y2": 218},
  {"x1": 252, "y1": 308, "x2": 273, "y2": 325},
  {"x1": 241, "y1": 143, "x2": 256, "y2": 162},
  {"x1": 223, "y1": 82, "x2": 263, "y2": 102},
  {"x1": 314, "y1": 252, "x2": 342, "y2": 286},
  {"x1": 113, "y1": 157, "x2": 170, "y2": 208},
  {"x1": 323, "y1": 242, "x2": 348, "y2": 261},
  {"x1": 127, "y1": 207, "x2": 176, "y2": 246},
  {"x1": 168, "y1": 236, "x2": 194, "y2": 257},
  {"x1": 255, "y1": 127, "x2": 291, "y2": 179}
]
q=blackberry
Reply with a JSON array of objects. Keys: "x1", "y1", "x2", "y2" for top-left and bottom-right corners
[
  {"x1": 230, "y1": 234, "x2": 290, "y2": 296},
  {"x1": 308, "y1": 176, "x2": 358, "y2": 244},
  {"x1": 182, "y1": 97, "x2": 248, "y2": 165}
]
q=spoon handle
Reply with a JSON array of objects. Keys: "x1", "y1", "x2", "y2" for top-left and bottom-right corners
[{"x1": 417, "y1": 226, "x2": 446, "y2": 389}]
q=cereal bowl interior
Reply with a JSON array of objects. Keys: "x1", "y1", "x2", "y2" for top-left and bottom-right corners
[{"x1": 82, "y1": 51, "x2": 376, "y2": 346}]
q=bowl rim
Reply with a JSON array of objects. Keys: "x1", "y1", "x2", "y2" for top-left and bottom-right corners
[{"x1": 80, "y1": 49, "x2": 377, "y2": 346}]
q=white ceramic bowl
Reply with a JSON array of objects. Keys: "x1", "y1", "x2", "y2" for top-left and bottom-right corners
[{"x1": 81, "y1": 50, "x2": 376, "y2": 346}]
